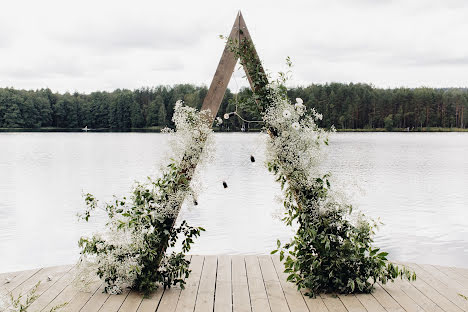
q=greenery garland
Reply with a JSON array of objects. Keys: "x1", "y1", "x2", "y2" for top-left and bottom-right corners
[
  {"x1": 224, "y1": 36, "x2": 416, "y2": 297},
  {"x1": 76, "y1": 101, "x2": 213, "y2": 295}
]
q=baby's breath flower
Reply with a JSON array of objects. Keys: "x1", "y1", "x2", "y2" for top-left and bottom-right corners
[
  {"x1": 76, "y1": 101, "x2": 213, "y2": 295},
  {"x1": 216, "y1": 117, "x2": 223, "y2": 125},
  {"x1": 282, "y1": 109, "x2": 291, "y2": 118},
  {"x1": 292, "y1": 122, "x2": 300, "y2": 130},
  {"x1": 296, "y1": 97, "x2": 303, "y2": 104}
]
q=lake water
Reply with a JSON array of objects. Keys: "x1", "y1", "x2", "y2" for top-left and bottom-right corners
[{"x1": 0, "y1": 132, "x2": 467, "y2": 273}]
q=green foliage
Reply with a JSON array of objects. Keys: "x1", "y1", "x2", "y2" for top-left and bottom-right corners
[
  {"x1": 228, "y1": 36, "x2": 416, "y2": 297},
  {"x1": 3, "y1": 281, "x2": 68, "y2": 311},
  {"x1": 384, "y1": 114, "x2": 394, "y2": 131},
  {"x1": 1, "y1": 84, "x2": 468, "y2": 130},
  {"x1": 269, "y1": 169, "x2": 416, "y2": 297},
  {"x1": 78, "y1": 159, "x2": 205, "y2": 295}
]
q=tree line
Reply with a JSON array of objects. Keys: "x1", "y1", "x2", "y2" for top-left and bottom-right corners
[{"x1": 0, "y1": 83, "x2": 467, "y2": 130}]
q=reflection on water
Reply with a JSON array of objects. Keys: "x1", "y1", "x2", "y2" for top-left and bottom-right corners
[{"x1": 0, "y1": 132, "x2": 467, "y2": 273}]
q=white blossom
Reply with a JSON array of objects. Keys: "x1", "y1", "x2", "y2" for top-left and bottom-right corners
[
  {"x1": 296, "y1": 97, "x2": 303, "y2": 104},
  {"x1": 216, "y1": 117, "x2": 223, "y2": 125},
  {"x1": 223, "y1": 113, "x2": 230, "y2": 119},
  {"x1": 76, "y1": 101, "x2": 214, "y2": 295},
  {"x1": 282, "y1": 109, "x2": 291, "y2": 118},
  {"x1": 263, "y1": 85, "x2": 330, "y2": 191}
]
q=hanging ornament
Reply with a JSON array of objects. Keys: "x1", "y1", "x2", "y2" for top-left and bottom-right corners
[
  {"x1": 222, "y1": 181, "x2": 228, "y2": 188},
  {"x1": 250, "y1": 155, "x2": 255, "y2": 162}
]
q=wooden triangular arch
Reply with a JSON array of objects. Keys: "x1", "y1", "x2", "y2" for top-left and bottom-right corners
[{"x1": 201, "y1": 11, "x2": 269, "y2": 123}]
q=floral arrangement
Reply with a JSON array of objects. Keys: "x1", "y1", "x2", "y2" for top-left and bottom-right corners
[
  {"x1": 266, "y1": 91, "x2": 415, "y2": 296},
  {"x1": 223, "y1": 37, "x2": 416, "y2": 297},
  {"x1": 76, "y1": 101, "x2": 213, "y2": 295}
]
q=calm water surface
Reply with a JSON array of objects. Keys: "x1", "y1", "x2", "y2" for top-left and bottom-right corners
[{"x1": 0, "y1": 132, "x2": 467, "y2": 273}]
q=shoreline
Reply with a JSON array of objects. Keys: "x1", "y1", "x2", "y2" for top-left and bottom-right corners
[{"x1": 1, "y1": 127, "x2": 468, "y2": 133}]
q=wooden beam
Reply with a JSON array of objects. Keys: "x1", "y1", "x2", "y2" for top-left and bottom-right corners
[
  {"x1": 200, "y1": 12, "x2": 240, "y2": 121},
  {"x1": 201, "y1": 11, "x2": 268, "y2": 123}
]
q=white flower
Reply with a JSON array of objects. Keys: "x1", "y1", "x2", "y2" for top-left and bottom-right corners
[
  {"x1": 216, "y1": 117, "x2": 223, "y2": 125},
  {"x1": 296, "y1": 98, "x2": 303, "y2": 104},
  {"x1": 294, "y1": 102, "x2": 306, "y2": 116},
  {"x1": 282, "y1": 131, "x2": 289, "y2": 137},
  {"x1": 282, "y1": 110, "x2": 291, "y2": 118},
  {"x1": 223, "y1": 113, "x2": 230, "y2": 120},
  {"x1": 292, "y1": 122, "x2": 301, "y2": 130},
  {"x1": 174, "y1": 100, "x2": 183, "y2": 109}
]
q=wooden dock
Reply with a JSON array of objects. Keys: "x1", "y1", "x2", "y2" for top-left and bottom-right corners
[{"x1": 1, "y1": 255, "x2": 468, "y2": 312}]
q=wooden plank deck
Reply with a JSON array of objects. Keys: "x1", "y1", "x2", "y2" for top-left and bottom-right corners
[{"x1": 1, "y1": 255, "x2": 467, "y2": 312}]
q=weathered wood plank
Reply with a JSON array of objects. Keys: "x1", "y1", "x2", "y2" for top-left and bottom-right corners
[
  {"x1": 175, "y1": 255, "x2": 204, "y2": 312},
  {"x1": 245, "y1": 256, "x2": 271, "y2": 312},
  {"x1": 258, "y1": 255, "x2": 289, "y2": 312},
  {"x1": 0, "y1": 267, "x2": 41, "y2": 295},
  {"x1": 118, "y1": 290, "x2": 143, "y2": 312},
  {"x1": 301, "y1": 291, "x2": 329, "y2": 312},
  {"x1": 449, "y1": 267, "x2": 468, "y2": 281},
  {"x1": 419, "y1": 263, "x2": 466, "y2": 290},
  {"x1": 194, "y1": 256, "x2": 217, "y2": 312},
  {"x1": 404, "y1": 263, "x2": 468, "y2": 311},
  {"x1": 320, "y1": 293, "x2": 347, "y2": 312},
  {"x1": 99, "y1": 288, "x2": 130, "y2": 312},
  {"x1": 214, "y1": 255, "x2": 232, "y2": 312},
  {"x1": 403, "y1": 273, "x2": 463, "y2": 312},
  {"x1": 354, "y1": 293, "x2": 386, "y2": 312},
  {"x1": 0, "y1": 270, "x2": 20, "y2": 286},
  {"x1": 338, "y1": 294, "x2": 367, "y2": 312},
  {"x1": 371, "y1": 283, "x2": 405, "y2": 312},
  {"x1": 26, "y1": 266, "x2": 76, "y2": 311},
  {"x1": 10, "y1": 265, "x2": 71, "y2": 306},
  {"x1": 137, "y1": 288, "x2": 164, "y2": 312},
  {"x1": 156, "y1": 255, "x2": 193, "y2": 312},
  {"x1": 396, "y1": 278, "x2": 445, "y2": 312},
  {"x1": 80, "y1": 284, "x2": 110, "y2": 311},
  {"x1": 232, "y1": 255, "x2": 251, "y2": 312},
  {"x1": 434, "y1": 265, "x2": 468, "y2": 289},
  {"x1": 379, "y1": 281, "x2": 423, "y2": 312},
  {"x1": 3, "y1": 259, "x2": 468, "y2": 312},
  {"x1": 63, "y1": 281, "x2": 101, "y2": 312},
  {"x1": 271, "y1": 255, "x2": 309, "y2": 312},
  {"x1": 200, "y1": 13, "x2": 240, "y2": 119},
  {"x1": 156, "y1": 287, "x2": 181, "y2": 312}
]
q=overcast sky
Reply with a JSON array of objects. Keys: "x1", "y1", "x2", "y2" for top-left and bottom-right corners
[{"x1": 1, "y1": 0, "x2": 468, "y2": 93}]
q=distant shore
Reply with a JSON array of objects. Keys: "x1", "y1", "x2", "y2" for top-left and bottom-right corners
[{"x1": 1, "y1": 127, "x2": 467, "y2": 133}]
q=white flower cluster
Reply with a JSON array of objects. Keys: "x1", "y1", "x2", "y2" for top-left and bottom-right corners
[
  {"x1": 75, "y1": 228, "x2": 142, "y2": 294},
  {"x1": 76, "y1": 101, "x2": 214, "y2": 295},
  {"x1": 264, "y1": 89, "x2": 334, "y2": 191},
  {"x1": 159, "y1": 100, "x2": 215, "y2": 215}
]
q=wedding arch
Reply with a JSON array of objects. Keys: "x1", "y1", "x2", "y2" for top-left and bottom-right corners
[{"x1": 77, "y1": 11, "x2": 415, "y2": 297}]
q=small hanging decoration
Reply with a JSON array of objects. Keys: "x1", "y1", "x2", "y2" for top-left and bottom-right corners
[
  {"x1": 222, "y1": 181, "x2": 228, "y2": 188},
  {"x1": 250, "y1": 155, "x2": 255, "y2": 162}
]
